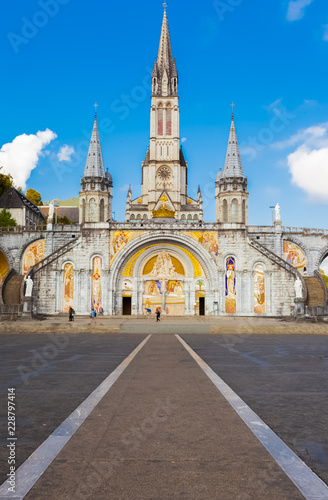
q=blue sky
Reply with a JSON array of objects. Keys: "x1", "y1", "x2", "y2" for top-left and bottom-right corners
[{"x1": 1, "y1": 0, "x2": 328, "y2": 226}]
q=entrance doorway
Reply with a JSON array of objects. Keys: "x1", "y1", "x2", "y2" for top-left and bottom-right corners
[
  {"x1": 122, "y1": 297, "x2": 132, "y2": 315},
  {"x1": 199, "y1": 297, "x2": 205, "y2": 316}
]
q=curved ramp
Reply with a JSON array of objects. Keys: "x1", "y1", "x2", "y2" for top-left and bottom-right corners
[{"x1": 304, "y1": 277, "x2": 326, "y2": 307}]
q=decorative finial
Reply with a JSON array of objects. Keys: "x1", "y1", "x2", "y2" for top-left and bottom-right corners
[
  {"x1": 163, "y1": 2, "x2": 168, "y2": 9},
  {"x1": 230, "y1": 102, "x2": 235, "y2": 119},
  {"x1": 94, "y1": 102, "x2": 99, "y2": 115}
]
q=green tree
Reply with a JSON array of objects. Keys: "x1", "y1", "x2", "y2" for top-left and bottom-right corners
[
  {"x1": 57, "y1": 216, "x2": 70, "y2": 225},
  {"x1": 0, "y1": 167, "x2": 14, "y2": 197},
  {"x1": 0, "y1": 208, "x2": 17, "y2": 227},
  {"x1": 26, "y1": 188, "x2": 43, "y2": 206}
]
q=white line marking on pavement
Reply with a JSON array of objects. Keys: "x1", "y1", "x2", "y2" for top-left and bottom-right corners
[
  {"x1": 0, "y1": 335, "x2": 151, "y2": 500},
  {"x1": 176, "y1": 335, "x2": 328, "y2": 500}
]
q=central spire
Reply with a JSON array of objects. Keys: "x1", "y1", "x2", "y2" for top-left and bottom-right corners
[
  {"x1": 157, "y1": 7, "x2": 173, "y2": 71},
  {"x1": 152, "y1": 6, "x2": 178, "y2": 96}
]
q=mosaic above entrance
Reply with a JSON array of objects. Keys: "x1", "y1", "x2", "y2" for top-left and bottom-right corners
[
  {"x1": 110, "y1": 231, "x2": 144, "y2": 267},
  {"x1": 182, "y1": 231, "x2": 219, "y2": 266}
]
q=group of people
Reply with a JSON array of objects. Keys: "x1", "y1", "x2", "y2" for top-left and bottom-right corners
[{"x1": 68, "y1": 306, "x2": 104, "y2": 322}]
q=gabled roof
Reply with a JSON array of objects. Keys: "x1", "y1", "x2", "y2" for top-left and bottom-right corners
[
  {"x1": 222, "y1": 115, "x2": 244, "y2": 179},
  {"x1": 0, "y1": 188, "x2": 45, "y2": 218},
  {"x1": 83, "y1": 113, "x2": 106, "y2": 178}
]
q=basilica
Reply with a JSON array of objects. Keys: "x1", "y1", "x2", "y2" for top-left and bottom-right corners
[{"x1": 0, "y1": 8, "x2": 328, "y2": 318}]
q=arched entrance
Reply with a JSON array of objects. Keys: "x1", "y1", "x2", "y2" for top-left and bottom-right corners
[{"x1": 109, "y1": 232, "x2": 218, "y2": 316}]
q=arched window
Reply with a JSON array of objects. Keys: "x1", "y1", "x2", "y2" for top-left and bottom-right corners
[
  {"x1": 225, "y1": 257, "x2": 236, "y2": 313},
  {"x1": 136, "y1": 214, "x2": 142, "y2": 221},
  {"x1": 130, "y1": 214, "x2": 135, "y2": 221},
  {"x1": 89, "y1": 198, "x2": 96, "y2": 222},
  {"x1": 82, "y1": 199, "x2": 86, "y2": 223},
  {"x1": 158, "y1": 104, "x2": 163, "y2": 136},
  {"x1": 187, "y1": 214, "x2": 192, "y2": 222},
  {"x1": 254, "y1": 264, "x2": 265, "y2": 314},
  {"x1": 143, "y1": 214, "x2": 148, "y2": 220},
  {"x1": 99, "y1": 199, "x2": 104, "y2": 222},
  {"x1": 181, "y1": 214, "x2": 186, "y2": 220},
  {"x1": 63, "y1": 263, "x2": 74, "y2": 313},
  {"x1": 223, "y1": 199, "x2": 228, "y2": 222},
  {"x1": 242, "y1": 200, "x2": 246, "y2": 224},
  {"x1": 231, "y1": 199, "x2": 238, "y2": 223},
  {"x1": 193, "y1": 214, "x2": 198, "y2": 221},
  {"x1": 166, "y1": 104, "x2": 172, "y2": 135}
]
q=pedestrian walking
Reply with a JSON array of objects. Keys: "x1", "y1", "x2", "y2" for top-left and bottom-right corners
[
  {"x1": 90, "y1": 308, "x2": 96, "y2": 323},
  {"x1": 69, "y1": 307, "x2": 75, "y2": 321},
  {"x1": 156, "y1": 308, "x2": 161, "y2": 322}
]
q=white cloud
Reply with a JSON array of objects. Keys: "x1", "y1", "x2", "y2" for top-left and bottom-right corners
[
  {"x1": 0, "y1": 129, "x2": 57, "y2": 189},
  {"x1": 284, "y1": 123, "x2": 328, "y2": 202},
  {"x1": 272, "y1": 123, "x2": 328, "y2": 150},
  {"x1": 58, "y1": 145, "x2": 75, "y2": 162},
  {"x1": 181, "y1": 137, "x2": 187, "y2": 143},
  {"x1": 286, "y1": 0, "x2": 315, "y2": 21},
  {"x1": 323, "y1": 24, "x2": 328, "y2": 41}
]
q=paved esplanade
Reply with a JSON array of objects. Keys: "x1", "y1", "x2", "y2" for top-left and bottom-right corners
[{"x1": 15, "y1": 335, "x2": 311, "y2": 499}]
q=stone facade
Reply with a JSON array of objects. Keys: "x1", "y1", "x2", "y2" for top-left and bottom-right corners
[{"x1": 0, "y1": 8, "x2": 327, "y2": 317}]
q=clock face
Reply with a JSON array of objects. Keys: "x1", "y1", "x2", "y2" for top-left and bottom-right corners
[{"x1": 157, "y1": 166, "x2": 172, "y2": 181}]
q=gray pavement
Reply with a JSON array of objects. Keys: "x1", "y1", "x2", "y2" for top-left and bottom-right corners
[
  {"x1": 182, "y1": 334, "x2": 328, "y2": 485},
  {"x1": 6, "y1": 335, "x2": 308, "y2": 499},
  {"x1": 0, "y1": 332, "x2": 327, "y2": 499},
  {"x1": 0, "y1": 334, "x2": 146, "y2": 484}
]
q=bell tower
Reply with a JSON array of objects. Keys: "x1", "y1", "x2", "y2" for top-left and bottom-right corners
[{"x1": 125, "y1": 6, "x2": 203, "y2": 222}]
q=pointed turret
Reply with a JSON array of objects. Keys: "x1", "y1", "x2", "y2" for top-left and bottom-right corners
[
  {"x1": 152, "y1": 7, "x2": 178, "y2": 96},
  {"x1": 83, "y1": 113, "x2": 105, "y2": 178},
  {"x1": 215, "y1": 109, "x2": 248, "y2": 224},
  {"x1": 79, "y1": 107, "x2": 113, "y2": 224},
  {"x1": 223, "y1": 114, "x2": 244, "y2": 178}
]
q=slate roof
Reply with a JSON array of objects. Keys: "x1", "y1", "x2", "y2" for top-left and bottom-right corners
[
  {"x1": 222, "y1": 115, "x2": 244, "y2": 179},
  {"x1": 0, "y1": 188, "x2": 45, "y2": 218},
  {"x1": 40, "y1": 206, "x2": 79, "y2": 223},
  {"x1": 83, "y1": 114, "x2": 106, "y2": 178}
]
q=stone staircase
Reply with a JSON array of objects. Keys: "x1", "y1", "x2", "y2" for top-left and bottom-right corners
[
  {"x1": 2, "y1": 274, "x2": 24, "y2": 305},
  {"x1": 304, "y1": 277, "x2": 326, "y2": 307},
  {"x1": 31, "y1": 237, "x2": 80, "y2": 274}
]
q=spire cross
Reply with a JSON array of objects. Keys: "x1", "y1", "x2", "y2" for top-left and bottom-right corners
[
  {"x1": 230, "y1": 102, "x2": 235, "y2": 118},
  {"x1": 163, "y1": 2, "x2": 168, "y2": 9},
  {"x1": 94, "y1": 102, "x2": 99, "y2": 114}
]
